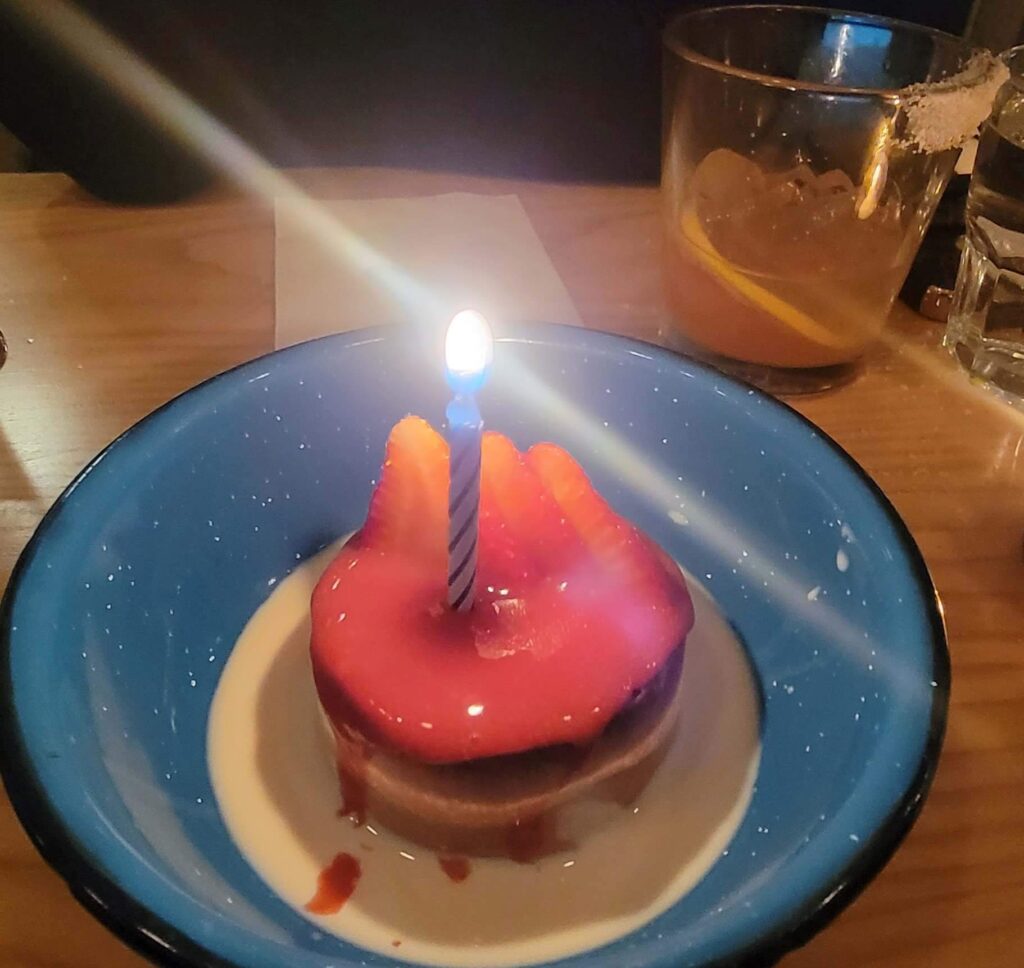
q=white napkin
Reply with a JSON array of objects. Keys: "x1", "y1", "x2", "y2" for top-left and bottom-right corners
[{"x1": 274, "y1": 193, "x2": 582, "y2": 347}]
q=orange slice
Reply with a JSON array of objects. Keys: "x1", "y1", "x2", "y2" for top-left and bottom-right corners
[{"x1": 679, "y1": 207, "x2": 861, "y2": 353}]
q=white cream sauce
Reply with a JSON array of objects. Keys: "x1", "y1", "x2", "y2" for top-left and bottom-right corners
[{"x1": 209, "y1": 545, "x2": 761, "y2": 966}]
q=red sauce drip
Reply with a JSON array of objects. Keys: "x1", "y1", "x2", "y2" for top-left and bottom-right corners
[
  {"x1": 336, "y1": 760, "x2": 367, "y2": 824},
  {"x1": 438, "y1": 855, "x2": 472, "y2": 883},
  {"x1": 392, "y1": 940, "x2": 402, "y2": 948},
  {"x1": 304, "y1": 852, "x2": 362, "y2": 915},
  {"x1": 309, "y1": 425, "x2": 695, "y2": 766}
]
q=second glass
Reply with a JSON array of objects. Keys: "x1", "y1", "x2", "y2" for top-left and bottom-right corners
[
  {"x1": 945, "y1": 46, "x2": 1024, "y2": 400},
  {"x1": 661, "y1": 5, "x2": 1001, "y2": 393}
]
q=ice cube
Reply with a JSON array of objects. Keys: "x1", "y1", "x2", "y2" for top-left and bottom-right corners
[
  {"x1": 814, "y1": 168, "x2": 857, "y2": 198},
  {"x1": 688, "y1": 153, "x2": 905, "y2": 277},
  {"x1": 976, "y1": 216, "x2": 1024, "y2": 272},
  {"x1": 763, "y1": 163, "x2": 818, "y2": 202},
  {"x1": 690, "y1": 149, "x2": 766, "y2": 218}
]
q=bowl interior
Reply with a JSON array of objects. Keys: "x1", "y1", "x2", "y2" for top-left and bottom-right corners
[{"x1": 2, "y1": 326, "x2": 945, "y2": 968}]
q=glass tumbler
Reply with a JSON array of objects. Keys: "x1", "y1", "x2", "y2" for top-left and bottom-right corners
[
  {"x1": 662, "y1": 5, "x2": 1003, "y2": 393},
  {"x1": 945, "y1": 46, "x2": 1024, "y2": 399}
]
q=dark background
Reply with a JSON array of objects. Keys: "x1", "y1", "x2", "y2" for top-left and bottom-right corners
[{"x1": 0, "y1": 1, "x2": 978, "y2": 200}]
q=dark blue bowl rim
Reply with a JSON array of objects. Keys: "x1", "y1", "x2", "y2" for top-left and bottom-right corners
[{"x1": 0, "y1": 323, "x2": 949, "y2": 968}]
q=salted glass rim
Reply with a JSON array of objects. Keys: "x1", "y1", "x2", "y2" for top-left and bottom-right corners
[{"x1": 664, "y1": 4, "x2": 991, "y2": 101}]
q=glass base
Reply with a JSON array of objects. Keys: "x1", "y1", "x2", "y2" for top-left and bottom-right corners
[
  {"x1": 944, "y1": 232, "x2": 1024, "y2": 401},
  {"x1": 657, "y1": 328, "x2": 860, "y2": 395},
  {"x1": 704, "y1": 356, "x2": 859, "y2": 396},
  {"x1": 946, "y1": 331, "x2": 1024, "y2": 400}
]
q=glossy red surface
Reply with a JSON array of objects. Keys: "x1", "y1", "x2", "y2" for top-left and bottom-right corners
[{"x1": 311, "y1": 417, "x2": 694, "y2": 764}]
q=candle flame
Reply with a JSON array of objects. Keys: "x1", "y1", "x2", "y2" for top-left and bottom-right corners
[{"x1": 445, "y1": 311, "x2": 493, "y2": 389}]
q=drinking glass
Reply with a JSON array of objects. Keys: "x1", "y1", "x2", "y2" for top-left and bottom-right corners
[
  {"x1": 662, "y1": 5, "x2": 1002, "y2": 393},
  {"x1": 944, "y1": 46, "x2": 1024, "y2": 399}
]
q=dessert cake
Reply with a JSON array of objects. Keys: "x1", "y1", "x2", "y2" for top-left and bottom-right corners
[{"x1": 310, "y1": 416, "x2": 694, "y2": 858}]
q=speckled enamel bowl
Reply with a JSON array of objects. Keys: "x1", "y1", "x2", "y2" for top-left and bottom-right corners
[{"x1": 0, "y1": 324, "x2": 947, "y2": 967}]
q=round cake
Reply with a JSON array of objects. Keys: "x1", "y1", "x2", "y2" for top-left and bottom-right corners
[{"x1": 310, "y1": 417, "x2": 694, "y2": 858}]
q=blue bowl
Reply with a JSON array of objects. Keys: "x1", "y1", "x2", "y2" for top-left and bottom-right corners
[{"x1": 1, "y1": 324, "x2": 946, "y2": 967}]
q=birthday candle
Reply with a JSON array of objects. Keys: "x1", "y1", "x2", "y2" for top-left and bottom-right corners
[{"x1": 444, "y1": 311, "x2": 493, "y2": 612}]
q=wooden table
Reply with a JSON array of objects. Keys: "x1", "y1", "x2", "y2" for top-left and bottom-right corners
[{"x1": 1, "y1": 168, "x2": 1022, "y2": 967}]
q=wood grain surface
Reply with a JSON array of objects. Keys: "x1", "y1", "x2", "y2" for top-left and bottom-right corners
[{"x1": 1, "y1": 168, "x2": 1022, "y2": 967}]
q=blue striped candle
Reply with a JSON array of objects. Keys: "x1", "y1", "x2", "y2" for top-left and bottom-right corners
[
  {"x1": 444, "y1": 311, "x2": 493, "y2": 612},
  {"x1": 446, "y1": 395, "x2": 482, "y2": 611}
]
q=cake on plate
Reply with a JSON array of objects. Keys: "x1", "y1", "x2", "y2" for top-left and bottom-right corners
[{"x1": 310, "y1": 416, "x2": 694, "y2": 859}]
